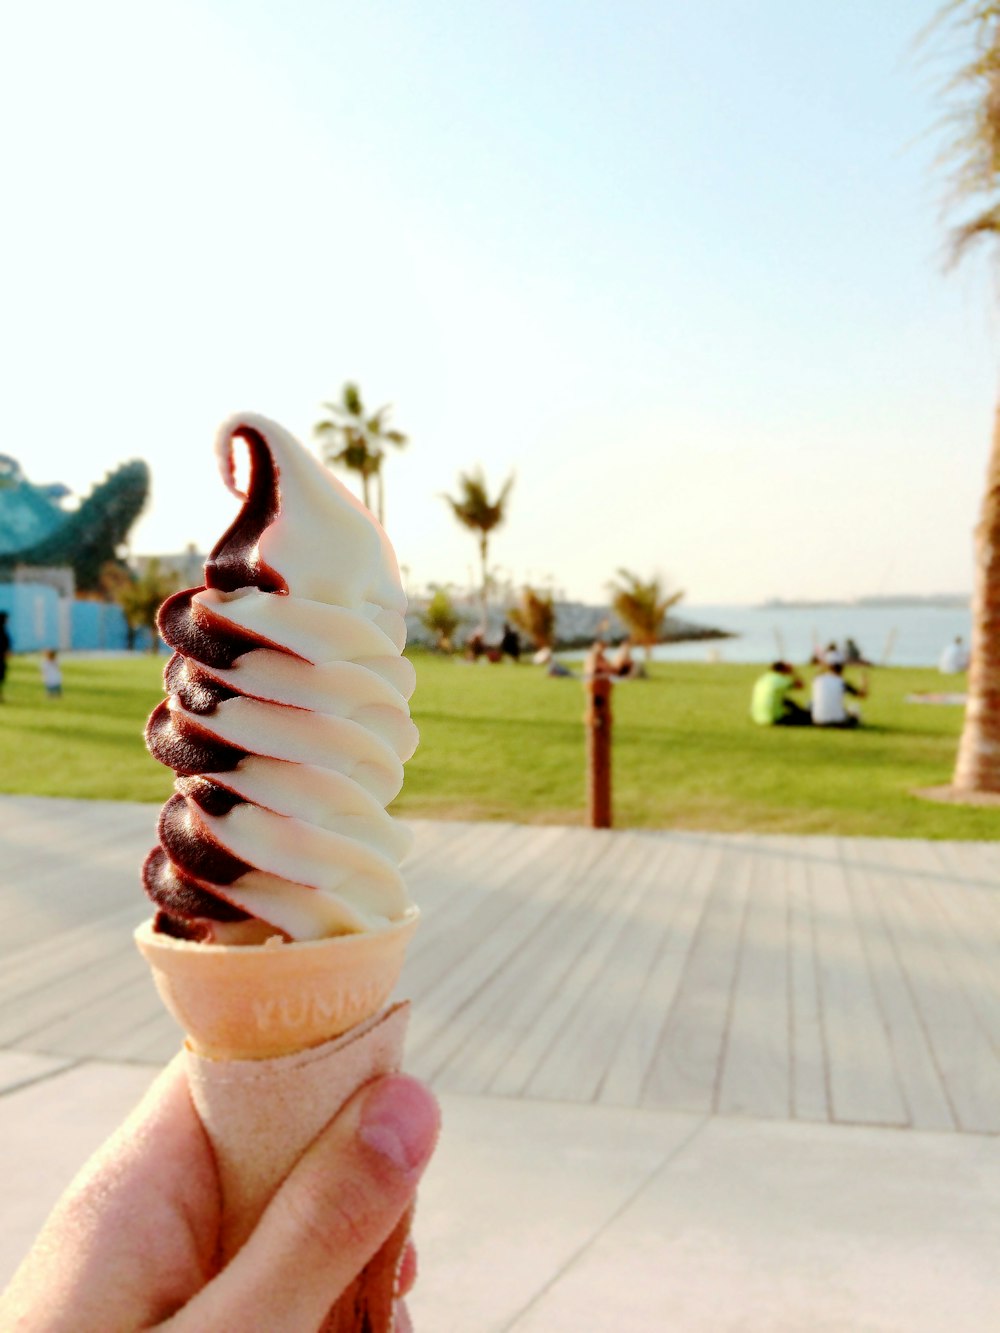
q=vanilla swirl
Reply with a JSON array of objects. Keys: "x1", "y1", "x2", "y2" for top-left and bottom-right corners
[{"x1": 142, "y1": 414, "x2": 417, "y2": 943}]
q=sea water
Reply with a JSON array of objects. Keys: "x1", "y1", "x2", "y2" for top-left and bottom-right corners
[{"x1": 656, "y1": 604, "x2": 972, "y2": 668}]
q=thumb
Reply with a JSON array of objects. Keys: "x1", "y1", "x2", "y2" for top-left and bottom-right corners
[{"x1": 165, "y1": 1074, "x2": 439, "y2": 1333}]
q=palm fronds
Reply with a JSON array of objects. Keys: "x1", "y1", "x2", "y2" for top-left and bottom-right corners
[
  {"x1": 442, "y1": 469, "x2": 515, "y2": 625},
  {"x1": 928, "y1": 1, "x2": 1000, "y2": 261},
  {"x1": 313, "y1": 382, "x2": 408, "y2": 520},
  {"x1": 609, "y1": 569, "x2": 684, "y2": 653}
]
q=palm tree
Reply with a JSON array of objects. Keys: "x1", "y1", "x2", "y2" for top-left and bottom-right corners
[
  {"x1": 609, "y1": 569, "x2": 684, "y2": 665},
  {"x1": 313, "y1": 382, "x2": 408, "y2": 524},
  {"x1": 443, "y1": 469, "x2": 514, "y2": 629},
  {"x1": 421, "y1": 585, "x2": 462, "y2": 652},
  {"x1": 932, "y1": 3, "x2": 1000, "y2": 792},
  {"x1": 509, "y1": 585, "x2": 556, "y2": 649},
  {"x1": 111, "y1": 559, "x2": 178, "y2": 653}
]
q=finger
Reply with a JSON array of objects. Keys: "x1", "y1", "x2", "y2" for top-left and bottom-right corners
[
  {"x1": 396, "y1": 1238, "x2": 418, "y2": 1298},
  {"x1": 395, "y1": 1298, "x2": 414, "y2": 1333},
  {"x1": 167, "y1": 1074, "x2": 439, "y2": 1333}
]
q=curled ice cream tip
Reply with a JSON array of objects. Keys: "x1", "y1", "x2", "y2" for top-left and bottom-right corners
[{"x1": 142, "y1": 413, "x2": 418, "y2": 944}]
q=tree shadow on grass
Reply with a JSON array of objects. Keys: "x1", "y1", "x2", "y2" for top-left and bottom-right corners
[
  {"x1": 416, "y1": 711, "x2": 581, "y2": 739},
  {"x1": 37, "y1": 678, "x2": 162, "y2": 709},
  {"x1": 6, "y1": 720, "x2": 149, "y2": 752}
]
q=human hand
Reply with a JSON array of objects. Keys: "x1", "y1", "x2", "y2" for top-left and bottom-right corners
[{"x1": 0, "y1": 1057, "x2": 439, "y2": 1331}]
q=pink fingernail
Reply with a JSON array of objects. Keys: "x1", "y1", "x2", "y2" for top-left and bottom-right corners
[{"x1": 359, "y1": 1075, "x2": 439, "y2": 1175}]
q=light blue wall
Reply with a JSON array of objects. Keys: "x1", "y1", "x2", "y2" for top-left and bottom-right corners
[
  {"x1": 0, "y1": 585, "x2": 134, "y2": 652},
  {"x1": 0, "y1": 583, "x2": 61, "y2": 652},
  {"x1": 70, "y1": 600, "x2": 131, "y2": 651}
]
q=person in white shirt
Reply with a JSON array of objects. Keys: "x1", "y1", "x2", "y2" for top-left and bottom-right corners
[
  {"x1": 939, "y1": 636, "x2": 970, "y2": 674},
  {"x1": 811, "y1": 662, "x2": 867, "y2": 728},
  {"x1": 40, "y1": 649, "x2": 62, "y2": 698},
  {"x1": 820, "y1": 640, "x2": 846, "y2": 667}
]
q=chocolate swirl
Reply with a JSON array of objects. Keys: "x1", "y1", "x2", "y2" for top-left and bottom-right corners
[{"x1": 143, "y1": 415, "x2": 417, "y2": 944}]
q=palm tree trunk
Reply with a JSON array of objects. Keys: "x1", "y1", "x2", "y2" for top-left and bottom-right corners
[
  {"x1": 479, "y1": 533, "x2": 489, "y2": 632},
  {"x1": 376, "y1": 469, "x2": 385, "y2": 527},
  {"x1": 954, "y1": 402, "x2": 1000, "y2": 791},
  {"x1": 360, "y1": 471, "x2": 371, "y2": 512}
]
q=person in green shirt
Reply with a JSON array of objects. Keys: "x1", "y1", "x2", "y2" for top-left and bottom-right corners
[{"x1": 751, "y1": 661, "x2": 810, "y2": 726}]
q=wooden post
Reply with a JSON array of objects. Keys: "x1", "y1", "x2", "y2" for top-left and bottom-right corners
[{"x1": 585, "y1": 675, "x2": 613, "y2": 828}]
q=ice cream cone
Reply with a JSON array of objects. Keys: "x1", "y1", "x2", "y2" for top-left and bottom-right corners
[
  {"x1": 135, "y1": 913, "x2": 420, "y2": 1331},
  {"x1": 132, "y1": 415, "x2": 425, "y2": 1331},
  {"x1": 135, "y1": 909, "x2": 419, "y2": 1060}
]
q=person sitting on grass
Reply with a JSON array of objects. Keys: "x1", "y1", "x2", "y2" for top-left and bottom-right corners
[
  {"x1": 532, "y1": 646, "x2": 574, "y2": 678},
  {"x1": 811, "y1": 661, "x2": 868, "y2": 728},
  {"x1": 751, "y1": 661, "x2": 810, "y2": 727},
  {"x1": 609, "y1": 639, "x2": 643, "y2": 680},
  {"x1": 500, "y1": 621, "x2": 521, "y2": 662},
  {"x1": 815, "y1": 640, "x2": 846, "y2": 667},
  {"x1": 465, "y1": 629, "x2": 487, "y2": 662},
  {"x1": 939, "y1": 635, "x2": 970, "y2": 674},
  {"x1": 583, "y1": 639, "x2": 613, "y2": 679}
]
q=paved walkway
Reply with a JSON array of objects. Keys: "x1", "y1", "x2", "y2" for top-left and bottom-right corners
[{"x1": 2, "y1": 797, "x2": 999, "y2": 1329}]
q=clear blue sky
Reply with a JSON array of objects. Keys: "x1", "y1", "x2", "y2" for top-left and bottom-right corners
[{"x1": 1, "y1": 0, "x2": 996, "y2": 605}]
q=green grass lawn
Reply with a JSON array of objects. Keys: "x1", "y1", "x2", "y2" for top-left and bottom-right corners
[{"x1": 1, "y1": 652, "x2": 995, "y2": 839}]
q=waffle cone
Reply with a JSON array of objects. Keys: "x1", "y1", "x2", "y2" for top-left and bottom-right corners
[
  {"x1": 135, "y1": 913, "x2": 420, "y2": 1331},
  {"x1": 135, "y1": 909, "x2": 418, "y2": 1059}
]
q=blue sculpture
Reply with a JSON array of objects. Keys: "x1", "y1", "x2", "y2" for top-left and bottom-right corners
[{"x1": 0, "y1": 455, "x2": 150, "y2": 590}]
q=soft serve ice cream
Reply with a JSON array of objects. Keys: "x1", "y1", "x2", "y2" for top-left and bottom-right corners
[
  {"x1": 142, "y1": 413, "x2": 417, "y2": 945},
  {"x1": 135, "y1": 416, "x2": 420, "y2": 1302}
]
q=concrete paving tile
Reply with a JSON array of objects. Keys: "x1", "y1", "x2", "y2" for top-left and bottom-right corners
[
  {"x1": 0, "y1": 1068, "x2": 699, "y2": 1324},
  {"x1": 510, "y1": 1116, "x2": 1000, "y2": 1333},
  {"x1": 0, "y1": 1060, "x2": 159, "y2": 1288},
  {"x1": 0, "y1": 1051, "x2": 75, "y2": 1095},
  {"x1": 406, "y1": 1094, "x2": 703, "y2": 1333},
  {"x1": 7, "y1": 1056, "x2": 993, "y2": 1333}
]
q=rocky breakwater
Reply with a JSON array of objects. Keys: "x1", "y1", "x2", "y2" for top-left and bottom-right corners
[{"x1": 405, "y1": 597, "x2": 732, "y2": 651}]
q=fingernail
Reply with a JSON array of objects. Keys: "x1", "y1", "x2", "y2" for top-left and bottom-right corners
[{"x1": 359, "y1": 1075, "x2": 439, "y2": 1175}]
